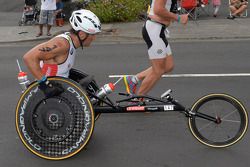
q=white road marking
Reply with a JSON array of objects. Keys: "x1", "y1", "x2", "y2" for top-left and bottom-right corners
[{"x1": 109, "y1": 73, "x2": 250, "y2": 78}]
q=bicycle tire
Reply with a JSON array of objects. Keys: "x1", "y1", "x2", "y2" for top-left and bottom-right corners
[
  {"x1": 188, "y1": 93, "x2": 248, "y2": 148},
  {"x1": 15, "y1": 77, "x2": 95, "y2": 160}
]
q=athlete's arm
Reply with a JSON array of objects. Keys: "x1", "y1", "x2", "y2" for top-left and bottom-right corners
[{"x1": 23, "y1": 37, "x2": 69, "y2": 80}]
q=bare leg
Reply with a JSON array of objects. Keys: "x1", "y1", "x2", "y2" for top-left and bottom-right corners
[
  {"x1": 137, "y1": 67, "x2": 152, "y2": 81},
  {"x1": 230, "y1": 6, "x2": 237, "y2": 15},
  {"x1": 36, "y1": 24, "x2": 43, "y2": 37},
  {"x1": 137, "y1": 55, "x2": 174, "y2": 95},
  {"x1": 213, "y1": 5, "x2": 220, "y2": 16},
  {"x1": 47, "y1": 25, "x2": 52, "y2": 36},
  {"x1": 233, "y1": 5, "x2": 247, "y2": 16}
]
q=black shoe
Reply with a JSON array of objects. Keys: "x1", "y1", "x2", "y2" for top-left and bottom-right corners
[{"x1": 227, "y1": 15, "x2": 236, "y2": 19}]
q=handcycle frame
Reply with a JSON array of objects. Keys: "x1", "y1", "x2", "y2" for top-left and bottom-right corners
[
  {"x1": 71, "y1": 68, "x2": 218, "y2": 123},
  {"x1": 91, "y1": 89, "x2": 219, "y2": 124},
  {"x1": 73, "y1": 68, "x2": 248, "y2": 148},
  {"x1": 15, "y1": 68, "x2": 248, "y2": 160}
]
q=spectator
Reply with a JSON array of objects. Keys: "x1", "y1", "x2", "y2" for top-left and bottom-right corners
[
  {"x1": 24, "y1": 0, "x2": 37, "y2": 13},
  {"x1": 55, "y1": 0, "x2": 64, "y2": 26},
  {"x1": 25, "y1": 0, "x2": 37, "y2": 6},
  {"x1": 227, "y1": 0, "x2": 248, "y2": 19},
  {"x1": 37, "y1": 0, "x2": 56, "y2": 37},
  {"x1": 212, "y1": 0, "x2": 221, "y2": 17}
]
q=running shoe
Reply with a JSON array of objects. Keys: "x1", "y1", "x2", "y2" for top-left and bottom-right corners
[{"x1": 123, "y1": 76, "x2": 137, "y2": 94}]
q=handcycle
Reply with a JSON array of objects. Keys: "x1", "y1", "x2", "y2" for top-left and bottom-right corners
[{"x1": 15, "y1": 68, "x2": 249, "y2": 160}]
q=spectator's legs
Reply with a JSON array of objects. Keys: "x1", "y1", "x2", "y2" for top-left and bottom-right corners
[
  {"x1": 37, "y1": 10, "x2": 44, "y2": 37},
  {"x1": 229, "y1": 6, "x2": 237, "y2": 15},
  {"x1": 36, "y1": 24, "x2": 43, "y2": 37},
  {"x1": 233, "y1": 5, "x2": 247, "y2": 16},
  {"x1": 46, "y1": 10, "x2": 55, "y2": 36},
  {"x1": 213, "y1": 5, "x2": 220, "y2": 17},
  {"x1": 47, "y1": 25, "x2": 52, "y2": 36}
]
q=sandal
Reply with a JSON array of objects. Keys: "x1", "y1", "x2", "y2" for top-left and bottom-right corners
[
  {"x1": 36, "y1": 32, "x2": 42, "y2": 37},
  {"x1": 47, "y1": 33, "x2": 52, "y2": 36}
]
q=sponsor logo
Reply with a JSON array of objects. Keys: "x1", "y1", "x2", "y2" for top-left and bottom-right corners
[
  {"x1": 87, "y1": 84, "x2": 96, "y2": 94},
  {"x1": 19, "y1": 87, "x2": 42, "y2": 151},
  {"x1": 164, "y1": 105, "x2": 174, "y2": 111},
  {"x1": 87, "y1": 28, "x2": 96, "y2": 33},
  {"x1": 62, "y1": 87, "x2": 92, "y2": 155},
  {"x1": 157, "y1": 49, "x2": 163, "y2": 54},
  {"x1": 147, "y1": 107, "x2": 158, "y2": 111},
  {"x1": 127, "y1": 106, "x2": 145, "y2": 111}
]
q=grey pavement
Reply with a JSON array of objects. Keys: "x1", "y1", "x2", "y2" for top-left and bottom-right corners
[{"x1": 0, "y1": 17, "x2": 249, "y2": 44}]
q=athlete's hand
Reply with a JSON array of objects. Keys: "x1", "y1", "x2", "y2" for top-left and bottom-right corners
[
  {"x1": 180, "y1": 14, "x2": 188, "y2": 25},
  {"x1": 38, "y1": 77, "x2": 64, "y2": 98}
]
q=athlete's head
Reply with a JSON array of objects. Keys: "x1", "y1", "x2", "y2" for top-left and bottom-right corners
[
  {"x1": 69, "y1": 9, "x2": 101, "y2": 47},
  {"x1": 70, "y1": 9, "x2": 101, "y2": 34}
]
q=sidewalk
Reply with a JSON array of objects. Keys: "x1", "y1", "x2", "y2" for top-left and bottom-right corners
[{"x1": 0, "y1": 17, "x2": 250, "y2": 44}]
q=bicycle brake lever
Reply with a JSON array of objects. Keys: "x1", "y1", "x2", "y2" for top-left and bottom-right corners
[{"x1": 161, "y1": 89, "x2": 172, "y2": 99}]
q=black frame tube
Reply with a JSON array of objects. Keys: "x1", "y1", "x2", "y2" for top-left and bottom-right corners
[
  {"x1": 92, "y1": 93, "x2": 219, "y2": 124},
  {"x1": 93, "y1": 93, "x2": 187, "y2": 114}
]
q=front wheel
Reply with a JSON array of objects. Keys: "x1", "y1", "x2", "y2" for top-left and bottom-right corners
[{"x1": 188, "y1": 94, "x2": 248, "y2": 148}]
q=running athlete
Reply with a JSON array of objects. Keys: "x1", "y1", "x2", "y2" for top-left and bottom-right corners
[
  {"x1": 124, "y1": 0, "x2": 188, "y2": 95},
  {"x1": 23, "y1": 9, "x2": 101, "y2": 97}
]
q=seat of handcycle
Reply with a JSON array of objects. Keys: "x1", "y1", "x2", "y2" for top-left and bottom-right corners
[{"x1": 69, "y1": 68, "x2": 99, "y2": 92}]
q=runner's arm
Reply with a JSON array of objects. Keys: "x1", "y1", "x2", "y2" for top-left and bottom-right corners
[{"x1": 153, "y1": 0, "x2": 188, "y2": 24}]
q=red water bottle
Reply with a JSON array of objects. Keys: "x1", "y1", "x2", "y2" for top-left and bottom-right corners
[
  {"x1": 95, "y1": 83, "x2": 115, "y2": 99},
  {"x1": 17, "y1": 59, "x2": 30, "y2": 92},
  {"x1": 18, "y1": 71, "x2": 30, "y2": 92}
]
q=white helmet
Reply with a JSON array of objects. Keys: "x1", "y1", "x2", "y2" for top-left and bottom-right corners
[{"x1": 69, "y1": 9, "x2": 101, "y2": 34}]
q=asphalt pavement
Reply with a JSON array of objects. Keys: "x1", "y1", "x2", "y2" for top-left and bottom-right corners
[
  {"x1": 1, "y1": 41, "x2": 250, "y2": 167},
  {"x1": 0, "y1": 15, "x2": 250, "y2": 44}
]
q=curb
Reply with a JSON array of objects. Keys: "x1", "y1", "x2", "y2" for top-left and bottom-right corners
[
  {"x1": 1, "y1": 35, "x2": 250, "y2": 44},
  {"x1": 1, "y1": 17, "x2": 250, "y2": 44}
]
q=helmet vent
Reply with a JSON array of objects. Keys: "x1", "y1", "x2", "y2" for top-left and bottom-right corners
[
  {"x1": 74, "y1": 21, "x2": 78, "y2": 27},
  {"x1": 76, "y1": 16, "x2": 82, "y2": 23}
]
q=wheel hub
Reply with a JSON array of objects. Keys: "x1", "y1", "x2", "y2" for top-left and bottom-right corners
[{"x1": 31, "y1": 97, "x2": 75, "y2": 142}]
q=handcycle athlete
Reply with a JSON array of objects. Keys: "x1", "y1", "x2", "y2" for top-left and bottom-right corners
[
  {"x1": 16, "y1": 6, "x2": 248, "y2": 161},
  {"x1": 23, "y1": 9, "x2": 101, "y2": 97}
]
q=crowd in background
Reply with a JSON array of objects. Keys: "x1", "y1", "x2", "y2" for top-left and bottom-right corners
[{"x1": 21, "y1": 0, "x2": 248, "y2": 37}]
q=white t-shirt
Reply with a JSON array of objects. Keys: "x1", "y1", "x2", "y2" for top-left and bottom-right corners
[{"x1": 41, "y1": 0, "x2": 56, "y2": 10}]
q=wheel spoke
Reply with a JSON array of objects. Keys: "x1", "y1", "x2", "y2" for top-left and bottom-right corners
[
  {"x1": 220, "y1": 109, "x2": 239, "y2": 120},
  {"x1": 221, "y1": 119, "x2": 241, "y2": 123},
  {"x1": 195, "y1": 118, "x2": 214, "y2": 131}
]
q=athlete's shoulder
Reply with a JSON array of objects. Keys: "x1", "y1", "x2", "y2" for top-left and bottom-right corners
[{"x1": 49, "y1": 35, "x2": 70, "y2": 48}]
